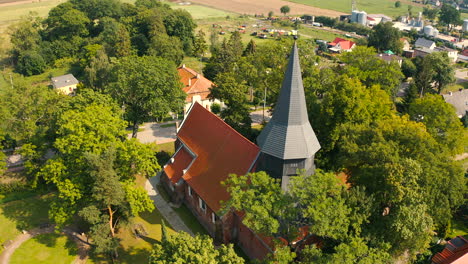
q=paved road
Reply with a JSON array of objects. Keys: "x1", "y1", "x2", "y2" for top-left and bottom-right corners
[
  {"x1": 455, "y1": 69, "x2": 467, "y2": 84},
  {"x1": 133, "y1": 111, "x2": 272, "y2": 144},
  {"x1": 145, "y1": 173, "x2": 194, "y2": 236}
]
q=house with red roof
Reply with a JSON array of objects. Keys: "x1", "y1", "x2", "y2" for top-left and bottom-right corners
[
  {"x1": 177, "y1": 65, "x2": 223, "y2": 114},
  {"x1": 328, "y1": 37, "x2": 356, "y2": 53},
  {"x1": 161, "y1": 43, "x2": 321, "y2": 260},
  {"x1": 432, "y1": 236, "x2": 468, "y2": 264}
]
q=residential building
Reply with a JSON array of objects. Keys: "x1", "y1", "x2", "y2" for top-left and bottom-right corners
[
  {"x1": 161, "y1": 43, "x2": 321, "y2": 259},
  {"x1": 177, "y1": 65, "x2": 223, "y2": 114},
  {"x1": 377, "y1": 53, "x2": 403, "y2": 67},
  {"x1": 432, "y1": 236, "x2": 468, "y2": 264},
  {"x1": 328, "y1": 37, "x2": 356, "y2": 53},
  {"x1": 415, "y1": 37, "x2": 436, "y2": 50},
  {"x1": 401, "y1": 38, "x2": 411, "y2": 51},
  {"x1": 51, "y1": 74, "x2": 79, "y2": 96},
  {"x1": 414, "y1": 46, "x2": 459, "y2": 63}
]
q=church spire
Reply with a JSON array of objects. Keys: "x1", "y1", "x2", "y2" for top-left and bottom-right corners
[
  {"x1": 256, "y1": 42, "x2": 321, "y2": 189},
  {"x1": 257, "y1": 42, "x2": 320, "y2": 160}
]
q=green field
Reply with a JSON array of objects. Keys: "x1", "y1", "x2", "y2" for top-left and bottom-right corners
[
  {"x1": 10, "y1": 233, "x2": 76, "y2": 264},
  {"x1": 288, "y1": 0, "x2": 423, "y2": 18},
  {"x1": 166, "y1": 2, "x2": 235, "y2": 19}
]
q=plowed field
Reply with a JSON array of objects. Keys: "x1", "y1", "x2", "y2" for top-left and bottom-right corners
[{"x1": 190, "y1": 0, "x2": 345, "y2": 17}]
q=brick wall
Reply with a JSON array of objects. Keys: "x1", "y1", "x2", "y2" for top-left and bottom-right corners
[{"x1": 183, "y1": 184, "x2": 218, "y2": 238}]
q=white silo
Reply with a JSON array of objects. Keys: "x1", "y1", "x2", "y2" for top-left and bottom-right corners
[
  {"x1": 424, "y1": 25, "x2": 434, "y2": 36},
  {"x1": 351, "y1": 10, "x2": 359, "y2": 23},
  {"x1": 433, "y1": 28, "x2": 439, "y2": 37},
  {"x1": 463, "y1": 19, "x2": 468, "y2": 32},
  {"x1": 357, "y1": 11, "x2": 367, "y2": 26}
]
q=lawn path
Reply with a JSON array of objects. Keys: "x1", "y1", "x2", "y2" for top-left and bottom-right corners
[
  {"x1": 145, "y1": 173, "x2": 194, "y2": 236},
  {"x1": 0, "y1": 226, "x2": 53, "y2": 264}
]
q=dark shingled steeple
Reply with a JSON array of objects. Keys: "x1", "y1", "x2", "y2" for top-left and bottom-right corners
[{"x1": 256, "y1": 42, "x2": 321, "y2": 189}]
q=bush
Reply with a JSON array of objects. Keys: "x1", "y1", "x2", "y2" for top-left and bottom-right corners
[
  {"x1": 210, "y1": 103, "x2": 221, "y2": 114},
  {"x1": 16, "y1": 51, "x2": 46, "y2": 76},
  {"x1": 315, "y1": 16, "x2": 337, "y2": 27},
  {"x1": 395, "y1": 1, "x2": 401, "y2": 8}
]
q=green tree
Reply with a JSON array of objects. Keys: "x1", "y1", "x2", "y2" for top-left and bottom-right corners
[
  {"x1": 43, "y1": 3, "x2": 90, "y2": 40},
  {"x1": 149, "y1": 228, "x2": 244, "y2": 264},
  {"x1": 16, "y1": 50, "x2": 46, "y2": 76},
  {"x1": 84, "y1": 49, "x2": 112, "y2": 90},
  {"x1": 98, "y1": 18, "x2": 132, "y2": 57},
  {"x1": 395, "y1": 1, "x2": 401, "y2": 8},
  {"x1": 106, "y1": 56, "x2": 185, "y2": 137},
  {"x1": 70, "y1": 0, "x2": 122, "y2": 21},
  {"x1": 7, "y1": 14, "x2": 41, "y2": 56},
  {"x1": 210, "y1": 73, "x2": 252, "y2": 137},
  {"x1": 224, "y1": 171, "x2": 384, "y2": 259},
  {"x1": 340, "y1": 46, "x2": 404, "y2": 97},
  {"x1": 401, "y1": 58, "x2": 417, "y2": 79},
  {"x1": 163, "y1": 9, "x2": 196, "y2": 54},
  {"x1": 368, "y1": 22, "x2": 403, "y2": 54},
  {"x1": 268, "y1": 11, "x2": 274, "y2": 18},
  {"x1": 423, "y1": 6, "x2": 439, "y2": 20},
  {"x1": 38, "y1": 103, "x2": 159, "y2": 233},
  {"x1": 192, "y1": 29, "x2": 207, "y2": 59},
  {"x1": 280, "y1": 5, "x2": 290, "y2": 16},
  {"x1": 439, "y1": 3, "x2": 461, "y2": 31},
  {"x1": 425, "y1": 52, "x2": 456, "y2": 94},
  {"x1": 408, "y1": 94, "x2": 466, "y2": 155},
  {"x1": 309, "y1": 74, "x2": 393, "y2": 168},
  {"x1": 147, "y1": 34, "x2": 185, "y2": 65},
  {"x1": 337, "y1": 115, "x2": 465, "y2": 256}
]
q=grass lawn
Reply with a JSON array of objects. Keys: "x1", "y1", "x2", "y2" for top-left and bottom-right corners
[
  {"x1": 288, "y1": 0, "x2": 423, "y2": 18},
  {"x1": 10, "y1": 233, "x2": 77, "y2": 264},
  {"x1": 0, "y1": 194, "x2": 53, "y2": 253},
  {"x1": 447, "y1": 217, "x2": 468, "y2": 239},
  {"x1": 442, "y1": 82, "x2": 468, "y2": 94},
  {"x1": 299, "y1": 26, "x2": 351, "y2": 42},
  {"x1": 0, "y1": 0, "x2": 63, "y2": 32},
  {"x1": 157, "y1": 141, "x2": 175, "y2": 154}
]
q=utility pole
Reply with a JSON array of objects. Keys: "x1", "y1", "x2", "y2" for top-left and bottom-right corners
[{"x1": 9, "y1": 73, "x2": 13, "y2": 89}]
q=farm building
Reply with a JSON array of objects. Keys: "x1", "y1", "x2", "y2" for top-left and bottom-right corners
[{"x1": 51, "y1": 74, "x2": 79, "y2": 96}]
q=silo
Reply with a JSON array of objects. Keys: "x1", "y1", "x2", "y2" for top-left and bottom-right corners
[
  {"x1": 423, "y1": 25, "x2": 434, "y2": 36},
  {"x1": 351, "y1": 10, "x2": 359, "y2": 23},
  {"x1": 463, "y1": 19, "x2": 468, "y2": 32},
  {"x1": 433, "y1": 28, "x2": 439, "y2": 37},
  {"x1": 357, "y1": 11, "x2": 367, "y2": 26}
]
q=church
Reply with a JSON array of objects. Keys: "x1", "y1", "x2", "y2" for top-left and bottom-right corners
[{"x1": 160, "y1": 43, "x2": 321, "y2": 259}]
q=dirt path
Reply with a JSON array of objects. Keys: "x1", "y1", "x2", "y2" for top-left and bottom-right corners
[{"x1": 190, "y1": 0, "x2": 345, "y2": 17}]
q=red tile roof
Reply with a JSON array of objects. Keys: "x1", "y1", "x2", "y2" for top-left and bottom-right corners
[
  {"x1": 432, "y1": 236, "x2": 468, "y2": 264},
  {"x1": 175, "y1": 103, "x2": 260, "y2": 212},
  {"x1": 329, "y1": 37, "x2": 356, "y2": 50},
  {"x1": 163, "y1": 147, "x2": 194, "y2": 184},
  {"x1": 177, "y1": 66, "x2": 213, "y2": 103}
]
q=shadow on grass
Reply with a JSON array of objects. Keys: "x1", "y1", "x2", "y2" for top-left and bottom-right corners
[
  {"x1": 0, "y1": 194, "x2": 53, "y2": 231},
  {"x1": 117, "y1": 246, "x2": 153, "y2": 264},
  {"x1": 34, "y1": 233, "x2": 59, "y2": 248}
]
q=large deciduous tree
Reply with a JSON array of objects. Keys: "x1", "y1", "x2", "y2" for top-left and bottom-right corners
[
  {"x1": 149, "y1": 223, "x2": 244, "y2": 264},
  {"x1": 368, "y1": 22, "x2": 403, "y2": 54},
  {"x1": 339, "y1": 46, "x2": 404, "y2": 97},
  {"x1": 408, "y1": 94, "x2": 466, "y2": 155},
  {"x1": 439, "y1": 3, "x2": 461, "y2": 31},
  {"x1": 106, "y1": 56, "x2": 185, "y2": 137}
]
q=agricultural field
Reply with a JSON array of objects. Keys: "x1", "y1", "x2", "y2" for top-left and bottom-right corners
[{"x1": 288, "y1": 0, "x2": 424, "y2": 18}]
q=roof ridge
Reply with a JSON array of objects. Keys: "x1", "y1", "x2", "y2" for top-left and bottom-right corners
[{"x1": 191, "y1": 102, "x2": 260, "y2": 150}]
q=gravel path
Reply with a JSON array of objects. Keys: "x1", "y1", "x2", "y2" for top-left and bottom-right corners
[{"x1": 145, "y1": 173, "x2": 194, "y2": 236}]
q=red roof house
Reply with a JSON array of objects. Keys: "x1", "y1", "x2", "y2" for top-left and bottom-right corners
[
  {"x1": 177, "y1": 65, "x2": 223, "y2": 113},
  {"x1": 329, "y1": 37, "x2": 356, "y2": 53},
  {"x1": 432, "y1": 236, "x2": 468, "y2": 264}
]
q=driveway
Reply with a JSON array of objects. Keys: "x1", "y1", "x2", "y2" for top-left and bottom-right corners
[
  {"x1": 455, "y1": 69, "x2": 467, "y2": 84},
  {"x1": 131, "y1": 122, "x2": 178, "y2": 144}
]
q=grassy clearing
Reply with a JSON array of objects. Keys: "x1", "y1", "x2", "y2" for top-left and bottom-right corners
[
  {"x1": 10, "y1": 233, "x2": 77, "y2": 264},
  {"x1": 0, "y1": 0, "x2": 63, "y2": 32},
  {"x1": 442, "y1": 82, "x2": 468, "y2": 93},
  {"x1": 0, "y1": 194, "x2": 52, "y2": 253},
  {"x1": 157, "y1": 141, "x2": 175, "y2": 154},
  {"x1": 447, "y1": 217, "x2": 468, "y2": 238},
  {"x1": 299, "y1": 26, "x2": 350, "y2": 41},
  {"x1": 288, "y1": 0, "x2": 423, "y2": 18}
]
